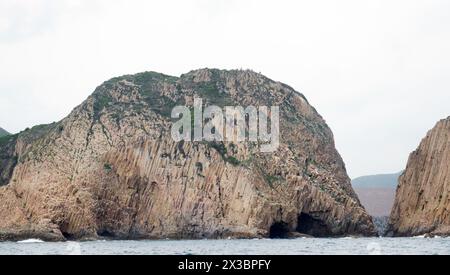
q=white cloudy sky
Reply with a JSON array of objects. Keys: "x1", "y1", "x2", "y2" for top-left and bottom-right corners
[{"x1": 0, "y1": 0, "x2": 449, "y2": 178}]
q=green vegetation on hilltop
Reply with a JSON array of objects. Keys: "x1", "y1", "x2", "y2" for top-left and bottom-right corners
[
  {"x1": 133, "y1": 71, "x2": 178, "y2": 85},
  {"x1": 1, "y1": 123, "x2": 58, "y2": 149},
  {"x1": 92, "y1": 70, "x2": 238, "y2": 121},
  {"x1": 0, "y1": 127, "x2": 9, "y2": 138},
  {"x1": 0, "y1": 134, "x2": 17, "y2": 147},
  {"x1": 192, "y1": 71, "x2": 234, "y2": 107},
  {"x1": 134, "y1": 72, "x2": 182, "y2": 117},
  {"x1": 93, "y1": 92, "x2": 113, "y2": 120},
  {"x1": 100, "y1": 71, "x2": 183, "y2": 119}
]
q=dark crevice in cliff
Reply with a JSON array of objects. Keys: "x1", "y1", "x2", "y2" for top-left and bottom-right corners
[
  {"x1": 216, "y1": 177, "x2": 225, "y2": 218},
  {"x1": 100, "y1": 121, "x2": 113, "y2": 147},
  {"x1": 269, "y1": 222, "x2": 290, "y2": 239},
  {"x1": 296, "y1": 213, "x2": 332, "y2": 237},
  {"x1": 97, "y1": 229, "x2": 116, "y2": 238},
  {"x1": 61, "y1": 231, "x2": 75, "y2": 240}
]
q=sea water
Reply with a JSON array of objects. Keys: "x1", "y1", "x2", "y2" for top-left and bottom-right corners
[{"x1": 0, "y1": 237, "x2": 449, "y2": 255}]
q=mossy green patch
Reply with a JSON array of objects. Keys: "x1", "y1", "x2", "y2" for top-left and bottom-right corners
[
  {"x1": 104, "y1": 163, "x2": 112, "y2": 171},
  {"x1": 208, "y1": 141, "x2": 241, "y2": 166},
  {"x1": 264, "y1": 175, "x2": 283, "y2": 187},
  {"x1": 0, "y1": 134, "x2": 17, "y2": 147},
  {"x1": 195, "y1": 81, "x2": 233, "y2": 107},
  {"x1": 93, "y1": 92, "x2": 113, "y2": 120},
  {"x1": 133, "y1": 71, "x2": 178, "y2": 85}
]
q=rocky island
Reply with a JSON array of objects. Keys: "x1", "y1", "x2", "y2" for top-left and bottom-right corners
[
  {"x1": 389, "y1": 117, "x2": 450, "y2": 237},
  {"x1": 0, "y1": 69, "x2": 376, "y2": 241}
]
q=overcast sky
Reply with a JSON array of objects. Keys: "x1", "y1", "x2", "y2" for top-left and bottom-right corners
[{"x1": 0, "y1": 0, "x2": 449, "y2": 178}]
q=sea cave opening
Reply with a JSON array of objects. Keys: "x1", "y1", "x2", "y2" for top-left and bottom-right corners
[
  {"x1": 269, "y1": 222, "x2": 290, "y2": 239},
  {"x1": 97, "y1": 229, "x2": 116, "y2": 238},
  {"x1": 296, "y1": 213, "x2": 332, "y2": 237},
  {"x1": 61, "y1": 231, "x2": 75, "y2": 240},
  {"x1": 59, "y1": 223, "x2": 76, "y2": 240}
]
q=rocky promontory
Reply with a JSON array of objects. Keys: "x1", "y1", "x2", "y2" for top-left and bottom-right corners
[
  {"x1": 389, "y1": 117, "x2": 450, "y2": 237},
  {"x1": 0, "y1": 69, "x2": 376, "y2": 241}
]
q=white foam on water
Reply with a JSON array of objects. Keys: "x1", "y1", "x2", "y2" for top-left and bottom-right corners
[{"x1": 17, "y1": 239, "x2": 45, "y2": 244}]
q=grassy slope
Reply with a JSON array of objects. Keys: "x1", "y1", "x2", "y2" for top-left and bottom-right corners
[{"x1": 0, "y1": 127, "x2": 10, "y2": 137}]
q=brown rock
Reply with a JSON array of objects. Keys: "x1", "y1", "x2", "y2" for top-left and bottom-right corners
[
  {"x1": 0, "y1": 69, "x2": 376, "y2": 241},
  {"x1": 389, "y1": 117, "x2": 450, "y2": 236}
]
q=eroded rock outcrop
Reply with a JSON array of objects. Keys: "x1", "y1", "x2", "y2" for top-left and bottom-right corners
[
  {"x1": 0, "y1": 69, "x2": 376, "y2": 241},
  {"x1": 389, "y1": 117, "x2": 450, "y2": 237}
]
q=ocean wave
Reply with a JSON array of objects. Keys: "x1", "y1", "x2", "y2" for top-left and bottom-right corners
[{"x1": 17, "y1": 239, "x2": 45, "y2": 244}]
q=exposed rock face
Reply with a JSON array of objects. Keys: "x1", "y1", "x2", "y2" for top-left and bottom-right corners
[
  {"x1": 389, "y1": 117, "x2": 450, "y2": 237},
  {"x1": 373, "y1": 216, "x2": 389, "y2": 236},
  {"x1": 0, "y1": 69, "x2": 376, "y2": 241}
]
